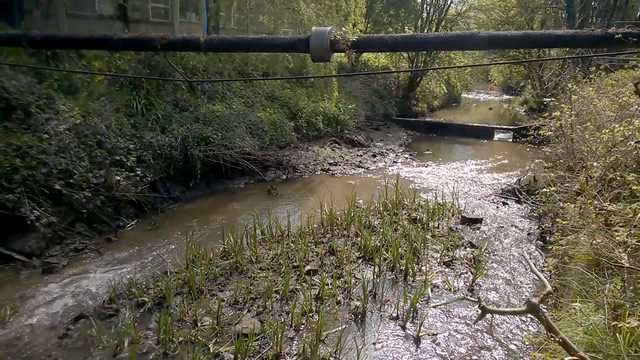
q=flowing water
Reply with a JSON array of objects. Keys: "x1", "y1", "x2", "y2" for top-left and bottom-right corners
[
  {"x1": 0, "y1": 92, "x2": 544, "y2": 359},
  {"x1": 432, "y1": 91, "x2": 525, "y2": 126}
]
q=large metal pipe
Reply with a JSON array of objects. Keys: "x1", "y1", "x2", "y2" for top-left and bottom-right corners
[
  {"x1": 342, "y1": 30, "x2": 640, "y2": 52},
  {"x1": 0, "y1": 30, "x2": 638, "y2": 55}
]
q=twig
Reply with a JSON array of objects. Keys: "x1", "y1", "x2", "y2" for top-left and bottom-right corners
[
  {"x1": 163, "y1": 54, "x2": 190, "y2": 82},
  {"x1": 0, "y1": 247, "x2": 30, "y2": 262},
  {"x1": 600, "y1": 258, "x2": 640, "y2": 274},
  {"x1": 470, "y1": 253, "x2": 590, "y2": 360}
]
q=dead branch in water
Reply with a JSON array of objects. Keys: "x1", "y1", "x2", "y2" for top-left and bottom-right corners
[{"x1": 468, "y1": 254, "x2": 591, "y2": 360}]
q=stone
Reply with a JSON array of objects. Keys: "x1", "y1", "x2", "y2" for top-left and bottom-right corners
[
  {"x1": 41, "y1": 256, "x2": 68, "y2": 274},
  {"x1": 2, "y1": 231, "x2": 48, "y2": 257},
  {"x1": 28, "y1": 257, "x2": 43, "y2": 268},
  {"x1": 304, "y1": 262, "x2": 320, "y2": 275},
  {"x1": 340, "y1": 133, "x2": 372, "y2": 148},
  {"x1": 43, "y1": 256, "x2": 69, "y2": 266},
  {"x1": 234, "y1": 316, "x2": 261, "y2": 335},
  {"x1": 42, "y1": 263, "x2": 64, "y2": 275},
  {"x1": 460, "y1": 214, "x2": 484, "y2": 226}
]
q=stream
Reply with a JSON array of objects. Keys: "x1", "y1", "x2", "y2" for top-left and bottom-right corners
[{"x1": 0, "y1": 91, "x2": 544, "y2": 359}]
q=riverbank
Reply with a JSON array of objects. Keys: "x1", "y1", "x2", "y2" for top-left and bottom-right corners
[
  {"x1": 0, "y1": 49, "x2": 403, "y2": 267},
  {"x1": 533, "y1": 69, "x2": 640, "y2": 358},
  {"x1": 1, "y1": 117, "x2": 414, "y2": 272}
]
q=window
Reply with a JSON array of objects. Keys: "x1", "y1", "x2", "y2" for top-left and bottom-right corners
[
  {"x1": 150, "y1": 0, "x2": 171, "y2": 22},
  {"x1": 180, "y1": 0, "x2": 200, "y2": 22},
  {"x1": 68, "y1": 0, "x2": 98, "y2": 15}
]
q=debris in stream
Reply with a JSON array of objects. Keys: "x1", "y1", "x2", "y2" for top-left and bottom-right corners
[{"x1": 460, "y1": 214, "x2": 484, "y2": 226}]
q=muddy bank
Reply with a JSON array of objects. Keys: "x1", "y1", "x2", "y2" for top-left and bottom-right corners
[{"x1": 0, "y1": 121, "x2": 413, "y2": 271}]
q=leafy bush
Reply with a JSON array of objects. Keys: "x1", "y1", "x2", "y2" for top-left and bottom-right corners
[
  {"x1": 0, "y1": 50, "x2": 363, "y2": 237},
  {"x1": 535, "y1": 68, "x2": 640, "y2": 358}
]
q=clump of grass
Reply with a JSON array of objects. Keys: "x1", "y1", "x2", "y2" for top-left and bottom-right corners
[
  {"x1": 468, "y1": 244, "x2": 488, "y2": 293},
  {"x1": 264, "y1": 317, "x2": 286, "y2": 358},
  {"x1": 0, "y1": 304, "x2": 15, "y2": 323},
  {"x1": 85, "y1": 181, "x2": 467, "y2": 359},
  {"x1": 156, "y1": 308, "x2": 175, "y2": 352},
  {"x1": 233, "y1": 331, "x2": 256, "y2": 360}
]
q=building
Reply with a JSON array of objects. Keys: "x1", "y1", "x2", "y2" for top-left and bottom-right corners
[{"x1": 1, "y1": 0, "x2": 296, "y2": 36}]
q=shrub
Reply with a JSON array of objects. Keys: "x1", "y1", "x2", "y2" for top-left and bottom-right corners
[
  {"x1": 535, "y1": 68, "x2": 640, "y2": 358},
  {"x1": 0, "y1": 50, "x2": 364, "y2": 238}
]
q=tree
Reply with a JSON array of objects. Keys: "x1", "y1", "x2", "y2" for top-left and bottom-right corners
[
  {"x1": 564, "y1": 0, "x2": 639, "y2": 29},
  {"x1": 361, "y1": 0, "x2": 463, "y2": 115}
]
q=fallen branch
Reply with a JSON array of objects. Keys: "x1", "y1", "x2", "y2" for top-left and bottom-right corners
[
  {"x1": 0, "y1": 247, "x2": 29, "y2": 262},
  {"x1": 470, "y1": 254, "x2": 590, "y2": 360}
]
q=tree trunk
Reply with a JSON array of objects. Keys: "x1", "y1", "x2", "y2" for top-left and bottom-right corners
[
  {"x1": 564, "y1": 0, "x2": 576, "y2": 29},
  {"x1": 576, "y1": 0, "x2": 591, "y2": 29},
  {"x1": 117, "y1": 0, "x2": 130, "y2": 33},
  {"x1": 613, "y1": 0, "x2": 630, "y2": 23},
  {"x1": 396, "y1": 71, "x2": 424, "y2": 117}
]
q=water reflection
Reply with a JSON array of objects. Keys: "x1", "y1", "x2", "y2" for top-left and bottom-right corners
[
  {"x1": 431, "y1": 92, "x2": 524, "y2": 126},
  {"x1": 408, "y1": 135, "x2": 538, "y2": 172}
]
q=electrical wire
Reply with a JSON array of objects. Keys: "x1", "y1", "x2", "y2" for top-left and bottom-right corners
[{"x1": 0, "y1": 50, "x2": 638, "y2": 83}]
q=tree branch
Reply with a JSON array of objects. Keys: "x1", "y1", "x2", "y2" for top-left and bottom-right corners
[{"x1": 470, "y1": 253, "x2": 591, "y2": 360}]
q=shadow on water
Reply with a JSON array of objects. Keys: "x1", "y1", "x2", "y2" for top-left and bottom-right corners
[{"x1": 0, "y1": 92, "x2": 543, "y2": 359}]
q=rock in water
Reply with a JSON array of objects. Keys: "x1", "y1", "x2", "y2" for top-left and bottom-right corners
[
  {"x1": 41, "y1": 256, "x2": 69, "y2": 274},
  {"x1": 460, "y1": 214, "x2": 484, "y2": 226},
  {"x1": 234, "y1": 316, "x2": 261, "y2": 335},
  {"x1": 2, "y1": 232, "x2": 48, "y2": 258}
]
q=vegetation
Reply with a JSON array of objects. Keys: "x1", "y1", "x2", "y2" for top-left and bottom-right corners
[
  {"x1": 0, "y1": 0, "x2": 476, "y2": 245},
  {"x1": 534, "y1": 69, "x2": 640, "y2": 358},
  {"x1": 76, "y1": 183, "x2": 477, "y2": 359},
  {"x1": 0, "y1": 48, "x2": 399, "y2": 243},
  {"x1": 2, "y1": 1, "x2": 640, "y2": 357},
  {"x1": 468, "y1": 0, "x2": 640, "y2": 111}
]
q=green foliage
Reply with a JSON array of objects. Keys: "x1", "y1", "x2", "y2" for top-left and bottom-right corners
[
  {"x1": 536, "y1": 68, "x2": 640, "y2": 358},
  {"x1": 0, "y1": 50, "x2": 361, "y2": 232}
]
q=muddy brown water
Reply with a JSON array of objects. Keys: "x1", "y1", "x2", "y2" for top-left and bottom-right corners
[
  {"x1": 432, "y1": 92, "x2": 525, "y2": 126},
  {"x1": 0, "y1": 92, "x2": 544, "y2": 359}
]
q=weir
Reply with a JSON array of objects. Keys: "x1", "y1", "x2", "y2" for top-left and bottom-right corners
[{"x1": 392, "y1": 117, "x2": 536, "y2": 141}]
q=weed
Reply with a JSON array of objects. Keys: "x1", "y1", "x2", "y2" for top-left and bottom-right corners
[
  {"x1": 265, "y1": 317, "x2": 286, "y2": 358},
  {"x1": 233, "y1": 331, "x2": 256, "y2": 360},
  {"x1": 0, "y1": 304, "x2": 14, "y2": 323},
  {"x1": 334, "y1": 327, "x2": 346, "y2": 358},
  {"x1": 354, "y1": 336, "x2": 364, "y2": 360},
  {"x1": 215, "y1": 296, "x2": 223, "y2": 330},
  {"x1": 469, "y1": 244, "x2": 488, "y2": 293},
  {"x1": 157, "y1": 308, "x2": 175, "y2": 351}
]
